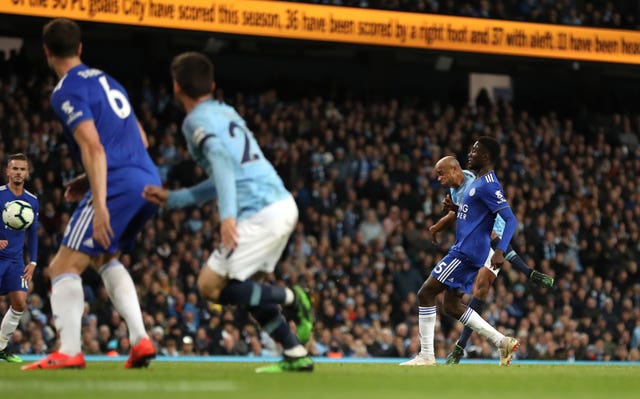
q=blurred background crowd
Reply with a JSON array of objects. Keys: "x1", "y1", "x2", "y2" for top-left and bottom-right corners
[
  {"x1": 1, "y1": 0, "x2": 640, "y2": 363},
  {"x1": 290, "y1": 0, "x2": 640, "y2": 29}
]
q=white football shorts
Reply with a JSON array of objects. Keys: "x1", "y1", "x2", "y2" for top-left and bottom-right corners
[
  {"x1": 483, "y1": 247, "x2": 500, "y2": 276},
  {"x1": 206, "y1": 195, "x2": 298, "y2": 281}
]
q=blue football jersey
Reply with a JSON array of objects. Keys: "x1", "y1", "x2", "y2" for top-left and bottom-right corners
[
  {"x1": 182, "y1": 99, "x2": 290, "y2": 220},
  {"x1": 450, "y1": 171, "x2": 510, "y2": 265},
  {"x1": 0, "y1": 185, "x2": 38, "y2": 262},
  {"x1": 451, "y1": 169, "x2": 506, "y2": 237},
  {"x1": 50, "y1": 64, "x2": 156, "y2": 175}
]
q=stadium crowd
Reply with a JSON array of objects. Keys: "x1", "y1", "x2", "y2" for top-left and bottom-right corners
[
  {"x1": 0, "y1": 49, "x2": 639, "y2": 363},
  {"x1": 288, "y1": 0, "x2": 639, "y2": 30}
]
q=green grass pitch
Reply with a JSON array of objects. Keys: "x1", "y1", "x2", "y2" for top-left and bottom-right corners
[{"x1": 1, "y1": 361, "x2": 638, "y2": 399}]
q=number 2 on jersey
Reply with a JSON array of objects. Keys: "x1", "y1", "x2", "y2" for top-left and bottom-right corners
[{"x1": 229, "y1": 121, "x2": 260, "y2": 164}]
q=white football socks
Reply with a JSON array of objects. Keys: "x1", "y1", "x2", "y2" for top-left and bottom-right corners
[
  {"x1": 51, "y1": 273, "x2": 84, "y2": 356},
  {"x1": 99, "y1": 259, "x2": 148, "y2": 345},
  {"x1": 459, "y1": 307, "x2": 504, "y2": 347},
  {"x1": 0, "y1": 306, "x2": 24, "y2": 351},
  {"x1": 418, "y1": 306, "x2": 437, "y2": 357}
]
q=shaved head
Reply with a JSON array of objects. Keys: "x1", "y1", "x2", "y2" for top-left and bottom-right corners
[
  {"x1": 435, "y1": 156, "x2": 464, "y2": 188},
  {"x1": 435, "y1": 156, "x2": 461, "y2": 171}
]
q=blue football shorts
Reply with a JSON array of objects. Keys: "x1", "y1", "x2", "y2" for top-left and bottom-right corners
[
  {"x1": 0, "y1": 259, "x2": 27, "y2": 295},
  {"x1": 430, "y1": 251, "x2": 482, "y2": 293},
  {"x1": 62, "y1": 167, "x2": 160, "y2": 255}
]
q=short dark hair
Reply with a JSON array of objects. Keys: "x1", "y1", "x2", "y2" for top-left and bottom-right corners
[
  {"x1": 42, "y1": 18, "x2": 81, "y2": 58},
  {"x1": 170, "y1": 52, "x2": 214, "y2": 99},
  {"x1": 477, "y1": 136, "x2": 500, "y2": 164},
  {"x1": 8, "y1": 153, "x2": 28, "y2": 164},
  {"x1": 7, "y1": 152, "x2": 29, "y2": 168}
]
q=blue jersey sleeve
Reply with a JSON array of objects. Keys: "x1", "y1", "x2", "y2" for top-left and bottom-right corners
[
  {"x1": 51, "y1": 83, "x2": 93, "y2": 134},
  {"x1": 27, "y1": 198, "x2": 39, "y2": 263},
  {"x1": 495, "y1": 207, "x2": 517, "y2": 252},
  {"x1": 479, "y1": 181, "x2": 510, "y2": 214},
  {"x1": 478, "y1": 180, "x2": 516, "y2": 252}
]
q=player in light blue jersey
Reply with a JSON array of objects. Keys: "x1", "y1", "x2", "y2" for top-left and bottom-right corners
[
  {"x1": 401, "y1": 137, "x2": 519, "y2": 366},
  {"x1": 143, "y1": 52, "x2": 313, "y2": 373},
  {"x1": 429, "y1": 156, "x2": 554, "y2": 364},
  {"x1": 0, "y1": 154, "x2": 39, "y2": 363},
  {"x1": 24, "y1": 18, "x2": 159, "y2": 370}
]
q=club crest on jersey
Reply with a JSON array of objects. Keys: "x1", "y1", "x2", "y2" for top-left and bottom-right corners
[
  {"x1": 495, "y1": 190, "x2": 506, "y2": 204},
  {"x1": 469, "y1": 188, "x2": 476, "y2": 196}
]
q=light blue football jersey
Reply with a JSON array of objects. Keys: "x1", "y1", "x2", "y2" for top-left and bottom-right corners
[
  {"x1": 450, "y1": 171, "x2": 511, "y2": 265},
  {"x1": 451, "y1": 169, "x2": 506, "y2": 237},
  {"x1": 181, "y1": 99, "x2": 290, "y2": 220}
]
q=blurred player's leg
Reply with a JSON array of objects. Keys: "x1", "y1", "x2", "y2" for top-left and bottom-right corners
[
  {"x1": 252, "y1": 304, "x2": 313, "y2": 373},
  {"x1": 99, "y1": 258, "x2": 156, "y2": 368},
  {"x1": 0, "y1": 306, "x2": 24, "y2": 363},
  {"x1": 22, "y1": 248, "x2": 87, "y2": 370},
  {"x1": 490, "y1": 237, "x2": 554, "y2": 287},
  {"x1": 215, "y1": 277, "x2": 312, "y2": 344},
  {"x1": 22, "y1": 273, "x2": 86, "y2": 369},
  {"x1": 291, "y1": 285, "x2": 313, "y2": 344}
]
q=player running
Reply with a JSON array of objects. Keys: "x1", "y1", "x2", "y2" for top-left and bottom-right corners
[{"x1": 143, "y1": 52, "x2": 313, "y2": 373}]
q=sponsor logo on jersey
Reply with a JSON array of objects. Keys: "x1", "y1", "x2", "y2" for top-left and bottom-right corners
[{"x1": 61, "y1": 100, "x2": 83, "y2": 125}]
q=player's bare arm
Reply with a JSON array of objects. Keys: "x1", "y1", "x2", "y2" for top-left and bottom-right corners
[
  {"x1": 490, "y1": 249, "x2": 506, "y2": 270},
  {"x1": 220, "y1": 217, "x2": 239, "y2": 250},
  {"x1": 0, "y1": 240, "x2": 7, "y2": 250},
  {"x1": 428, "y1": 211, "x2": 456, "y2": 244},
  {"x1": 22, "y1": 262, "x2": 36, "y2": 282},
  {"x1": 73, "y1": 119, "x2": 113, "y2": 249},
  {"x1": 142, "y1": 185, "x2": 168, "y2": 207},
  {"x1": 442, "y1": 194, "x2": 458, "y2": 213},
  {"x1": 136, "y1": 119, "x2": 149, "y2": 148},
  {"x1": 64, "y1": 173, "x2": 89, "y2": 202}
]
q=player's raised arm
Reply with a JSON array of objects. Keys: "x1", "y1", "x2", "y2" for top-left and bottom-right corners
[{"x1": 73, "y1": 119, "x2": 113, "y2": 249}]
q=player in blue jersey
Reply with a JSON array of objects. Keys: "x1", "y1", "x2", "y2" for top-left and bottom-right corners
[
  {"x1": 429, "y1": 156, "x2": 554, "y2": 364},
  {"x1": 0, "y1": 154, "x2": 39, "y2": 363},
  {"x1": 143, "y1": 52, "x2": 313, "y2": 373},
  {"x1": 400, "y1": 137, "x2": 519, "y2": 366},
  {"x1": 23, "y1": 18, "x2": 160, "y2": 370}
]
